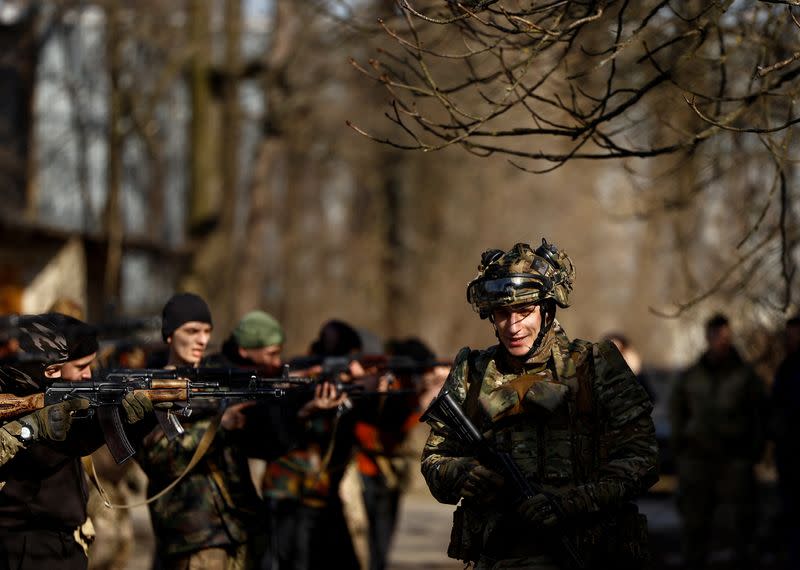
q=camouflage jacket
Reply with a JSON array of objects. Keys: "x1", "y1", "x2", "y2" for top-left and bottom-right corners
[
  {"x1": 0, "y1": 429, "x2": 22, "y2": 471},
  {"x1": 263, "y1": 409, "x2": 359, "y2": 506},
  {"x1": 670, "y1": 348, "x2": 766, "y2": 462},
  {"x1": 421, "y1": 323, "x2": 658, "y2": 558},
  {"x1": 137, "y1": 410, "x2": 262, "y2": 557}
]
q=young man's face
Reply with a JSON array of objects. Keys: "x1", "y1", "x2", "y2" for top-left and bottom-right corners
[
  {"x1": 45, "y1": 352, "x2": 97, "y2": 382},
  {"x1": 491, "y1": 304, "x2": 543, "y2": 358},
  {"x1": 168, "y1": 321, "x2": 212, "y2": 367},
  {"x1": 238, "y1": 344, "x2": 283, "y2": 374}
]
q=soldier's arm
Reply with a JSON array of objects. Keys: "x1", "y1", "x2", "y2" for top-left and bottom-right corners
[
  {"x1": 420, "y1": 347, "x2": 476, "y2": 505},
  {"x1": 0, "y1": 429, "x2": 23, "y2": 469},
  {"x1": 559, "y1": 341, "x2": 658, "y2": 516}
]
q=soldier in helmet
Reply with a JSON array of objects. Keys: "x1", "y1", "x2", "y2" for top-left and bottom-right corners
[{"x1": 421, "y1": 240, "x2": 658, "y2": 569}]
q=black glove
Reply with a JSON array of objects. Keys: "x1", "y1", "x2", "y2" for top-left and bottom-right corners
[
  {"x1": 518, "y1": 493, "x2": 562, "y2": 528},
  {"x1": 122, "y1": 392, "x2": 154, "y2": 424},
  {"x1": 461, "y1": 464, "x2": 505, "y2": 505},
  {"x1": 20, "y1": 399, "x2": 90, "y2": 441}
]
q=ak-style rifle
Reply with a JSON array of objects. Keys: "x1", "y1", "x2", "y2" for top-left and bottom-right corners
[{"x1": 0, "y1": 366, "x2": 295, "y2": 464}]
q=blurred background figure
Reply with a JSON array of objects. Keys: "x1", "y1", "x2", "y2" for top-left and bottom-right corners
[
  {"x1": 262, "y1": 319, "x2": 364, "y2": 570},
  {"x1": 771, "y1": 315, "x2": 800, "y2": 570},
  {"x1": 351, "y1": 336, "x2": 436, "y2": 570},
  {"x1": 669, "y1": 314, "x2": 768, "y2": 570},
  {"x1": 603, "y1": 332, "x2": 656, "y2": 403}
]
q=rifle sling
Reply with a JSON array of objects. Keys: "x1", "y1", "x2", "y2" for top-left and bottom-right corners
[
  {"x1": 463, "y1": 350, "x2": 483, "y2": 425},
  {"x1": 84, "y1": 412, "x2": 222, "y2": 510}
]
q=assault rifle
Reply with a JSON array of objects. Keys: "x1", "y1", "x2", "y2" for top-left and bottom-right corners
[
  {"x1": 0, "y1": 366, "x2": 294, "y2": 464},
  {"x1": 290, "y1": 354, "x2": 449, "y2": 376},
  {"x1": 421, "y1": 388, "x2": 585, "y2": 569},
  {"x1": 288, "y1": 353, "x2": 450, "y2": 393}
]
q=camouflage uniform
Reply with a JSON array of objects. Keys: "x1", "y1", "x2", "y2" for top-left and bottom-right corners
[
  {"x1": 0, "y1": 429, "x2": 23, "y2": 471},
  {"x1": 422, "y1": 323, "x2": 657, "y2": 569},
  {"x1": 421, "y1": 241, "x2": 658, "y2": 570},
  {"x1": 138, "y1": 408, "x2": 262, "y2": 569},
  {"x1": 670, "y1": 347, "x2": 766, "y2": 568}
]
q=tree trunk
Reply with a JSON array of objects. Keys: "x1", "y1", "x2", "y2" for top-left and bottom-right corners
[
  {"x1": 0, "y1": 7, "x2": 39, "y2": 216},
  {"x1": 187, "y1": 0, "x2": 217, "y2": 235},
  {"x1": 103, "y1": 5, "x2": 124, "y2": 311}
]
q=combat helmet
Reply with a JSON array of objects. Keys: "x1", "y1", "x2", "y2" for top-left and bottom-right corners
[{"x1": 466, "y1": 239, "x2": 575, "y2": 319}]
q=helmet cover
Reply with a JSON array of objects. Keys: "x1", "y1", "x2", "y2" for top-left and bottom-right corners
[{"x1": 466, "y1": 240, "x2": 575, "y2": 318}]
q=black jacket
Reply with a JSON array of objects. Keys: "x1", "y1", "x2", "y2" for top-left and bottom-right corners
[{"x1": 0, "y1": 416, "x2": 105, "y2": 530}]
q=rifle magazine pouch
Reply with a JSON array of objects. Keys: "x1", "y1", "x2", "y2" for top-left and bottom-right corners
[{"x1": 448, "y1": 503, "x2": 483, "y2": 563}]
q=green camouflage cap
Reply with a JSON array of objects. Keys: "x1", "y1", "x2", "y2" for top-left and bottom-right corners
[
  {"x1": 466, "y1": 240, "x2": 575, "y2": 318},
  {"x1": 233, "y1": 311, "x2": 285, "y2": 349}
]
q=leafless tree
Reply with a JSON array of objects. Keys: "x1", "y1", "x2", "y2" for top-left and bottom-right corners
[{"x1": 354, "y1": 0, "x2": 800, "y2": 320}]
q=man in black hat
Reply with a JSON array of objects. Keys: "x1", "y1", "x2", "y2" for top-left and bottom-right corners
[
  {"x1": 139, "y1": 293, "x2": 265, "y2": 570},
  {"x1": 0, "y1": 313, "x2": 154, "y2": 570}
]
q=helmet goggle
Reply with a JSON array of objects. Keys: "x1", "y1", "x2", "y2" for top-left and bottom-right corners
[{"x1": 467, "y1": 273, "x2": 553, "y2": 316}]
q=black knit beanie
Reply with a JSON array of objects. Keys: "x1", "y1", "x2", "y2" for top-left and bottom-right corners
[{"x1": 161, "y1": 293, "x2": 213, "y2": 341}]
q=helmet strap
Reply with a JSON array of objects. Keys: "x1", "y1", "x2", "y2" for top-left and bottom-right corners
[{"x1": 519, "y1": 302, "x2": 556, "y2": 361}]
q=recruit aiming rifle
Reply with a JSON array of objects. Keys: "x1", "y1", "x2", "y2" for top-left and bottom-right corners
[
  {"x1": 288, "y1": 353, "x2": 452, "y2": 394},
  {"x1": 0, "y1": 366, "x2": 294, "y2": 464},
  {"x1": 421, "y1": 388, "x2": 585, "y2": 569}
]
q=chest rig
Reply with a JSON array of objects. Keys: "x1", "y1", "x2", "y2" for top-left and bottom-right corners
[{"x1": 464, "y1": 334, "x2": 602, "y2": 486}]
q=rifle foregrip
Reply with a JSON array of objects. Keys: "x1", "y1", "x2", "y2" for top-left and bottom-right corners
[
  {"x1": 0, "y1": 393, "x2": 45, "y2": 420},
  {"x1": 136, "y1": 388, "x2": 188, "y2": 403}
]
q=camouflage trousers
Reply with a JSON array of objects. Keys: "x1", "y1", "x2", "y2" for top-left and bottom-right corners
[
  {"x1": 162, "y1": 544, "x2": 249, "y2": 570},
  {"x1": 676, "y1": 457, "x2": 756, "y2": 568},
  {"x1": 475, "y1": 554, "x2": 562, "y2": 569}
]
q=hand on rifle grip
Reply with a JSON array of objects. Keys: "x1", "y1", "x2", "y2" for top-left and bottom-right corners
[
  {"x1": 122, "y1": 392, "x2": 153, "y2": 424},
  {"x1": 461, "y1": 464, "x2": 505, "y2": 506},
  {"x1": 221, "y1": 401, "x2": 256, "y2": 431},
  {"x1": 24, "y1": 398, "x2": 90, "y2": 441},
  {"x1": 518, "y1": 493, "x2": 562, "y2": 529},
  {"x1": 298, "y1": 382, "x2": 348, "y2": 419}
]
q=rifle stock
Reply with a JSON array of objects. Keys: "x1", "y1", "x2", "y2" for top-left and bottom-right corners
[{"x1": 0, "y1": 393, "x2": 45, "y2": 419}]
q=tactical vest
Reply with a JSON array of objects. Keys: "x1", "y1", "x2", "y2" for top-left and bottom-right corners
[
  {"x1": 464, "y1": 336, "x2": 600, "y2": 487},
  {"x1": 449, "y1": 335, "x2": 649, "y2": 568}
]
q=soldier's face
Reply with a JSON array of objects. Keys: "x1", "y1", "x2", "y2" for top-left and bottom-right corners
[
  {"x1": 168, "y1": 321, "x2": 212, "y2": 367},
  {"x1": 44, "y1": 352, "x2": 97, "y2": 382},
  {"x1": 492, "y1": 304, "x2": 543, "y2": 357},
  {"x1": 238, "y1": 344, "x2": 283, "y2": 373}
]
